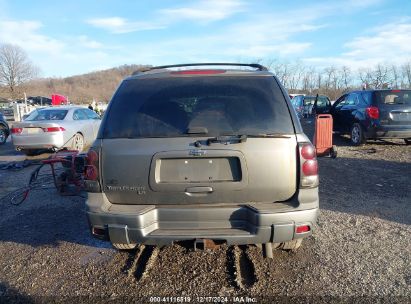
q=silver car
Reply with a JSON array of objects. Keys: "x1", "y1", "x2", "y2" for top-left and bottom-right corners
[{"x1": 11, "y1": 106, "x2": 101, "y2": 155}]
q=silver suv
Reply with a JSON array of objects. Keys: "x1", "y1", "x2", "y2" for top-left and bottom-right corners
[{"x1": 85, "y1": 63, "x2": 319, "y2": 257}]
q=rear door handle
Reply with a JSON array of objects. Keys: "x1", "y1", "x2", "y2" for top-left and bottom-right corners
[{"x1": 185, "y1": 186, "x2": 213, "y2": 196}]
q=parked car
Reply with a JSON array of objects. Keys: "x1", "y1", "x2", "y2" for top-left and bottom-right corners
[
  {"x1": 311, "y1": 95, "x2": 332, "y2": 115},
  {"x1": 331, "y1": 89, "x2": 411, "y2": 145},
  {"x1": 291, "y1": 95, "x2": 331, "y2": 119},
  {"x1": 85, "y1": 63, "x2": 319, "y2": 256},
  {"x1": 0, "y1": 108, "x2": 14, "y2": 122},
  {"x1": 290, "y1": 95, "x2": 305, "y2": 119},
  {"x1": 11, "y1": 106, "x2": 101, "y2": 155},
  {"x1": 0, "y1": 112, "x2": 10, "y2": 145}
]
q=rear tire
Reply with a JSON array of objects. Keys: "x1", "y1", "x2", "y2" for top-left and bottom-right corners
[
  {"x1": 404, "y1": 139, "x2": 411, "y2": 145},
  {"x1": 0, "y1": 127, "x2": 7, "y2": 145},
  {"x1": 330, "y1": 146, "x2": 337, "y2": 158},
  {"x1": 112, "y1": 243, "x2": 137, "y2": 250},
  {"x1": 350, "y1": 123, "x2": 366, "y2": 146}
]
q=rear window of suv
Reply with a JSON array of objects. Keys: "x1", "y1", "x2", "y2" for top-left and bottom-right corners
[
  {"x1": 25, "y1": 109, "x2": 68, "y2": 121},
  {"x1": 103, "y1": 76, "x2": 294, "y2": 138},
  {"x1": 375, "y1": 90, "x2": 411, "y2": 105}
]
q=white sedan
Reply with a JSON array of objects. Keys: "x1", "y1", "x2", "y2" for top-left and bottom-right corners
[{"x1": 11, "y1": 106, "x2": 101, "y2": 155}]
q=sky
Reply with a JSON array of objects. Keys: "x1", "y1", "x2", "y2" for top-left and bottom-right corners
[{"x1": 0, "y1": 0, "x2": 411, "y2": 78}]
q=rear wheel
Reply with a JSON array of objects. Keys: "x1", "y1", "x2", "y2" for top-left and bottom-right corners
[
  {"x1": 71, "y1": 133, "x2": 84, "y2": 151},
  {"x1": 112, "y1": 243, "x2": 137, "y2": 250},
  {"x1": 404, "y1": 139, "x2": 411, "y2": 145},
  {"x1": 330, "y1": 145, "x2": 337, "y2": 158},
  {"x1": 0, "y1": 127, "x2": 7, "y2": 144},
  {"x1": 350, "y1": 123, "x2": 366, "y2": 146}
]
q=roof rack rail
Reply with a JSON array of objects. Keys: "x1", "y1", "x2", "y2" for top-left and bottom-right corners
[{"x1": 132, "y1": 63, "x2": 268, "y2": 75}]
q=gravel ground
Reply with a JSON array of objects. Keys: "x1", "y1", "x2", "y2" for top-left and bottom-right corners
[{"x1": 0, "y1": 121, "x2": 410, "y2": 303}]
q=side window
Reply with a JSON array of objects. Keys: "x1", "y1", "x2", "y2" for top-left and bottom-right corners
[
  {"x1": 73, "y1": 109, "x2": 87, "y2": 120},
  {"x1": 334, "y1": 95, "x2": 347, "y2": 109},
  {"x1": 354, "y1": 94, "x2": 360, "y2": 106},
  {"x1": 84, "y1": 109, "x2": 100, "y2": 120},
  {"x1": 360, "y1": 92, "x2": 372, "y2": 105},
  {"x1": 345, "y1": 93, "x2": 359, "y2": 106}
]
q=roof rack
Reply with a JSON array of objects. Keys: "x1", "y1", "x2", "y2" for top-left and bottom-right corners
[{"x1": 132, "y1": 63, "x2": 268, "y2": 75}]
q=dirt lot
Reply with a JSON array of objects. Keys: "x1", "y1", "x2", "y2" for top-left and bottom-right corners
[{"x1": 0, "y1": 121, "x2": 410, "y2": 303}]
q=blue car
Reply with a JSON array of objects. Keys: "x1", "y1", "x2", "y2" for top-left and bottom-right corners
[{"x1": 331, "y1": 90, "x2": 411, "y2": 145}]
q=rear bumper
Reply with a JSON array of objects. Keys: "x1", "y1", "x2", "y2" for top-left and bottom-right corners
[
  {"x1": 366, "y1": 125, "x2": 411, "y2": 139},
  {"x1": 12, "y1": 133, "x2": 65, "y2": 149},
  {"x1": 86, "y1": 189, "x2": 319, "y2": 246}
]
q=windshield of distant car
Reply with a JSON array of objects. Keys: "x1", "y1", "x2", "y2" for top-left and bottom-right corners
[
  {"x1": 25, "y1": 109, "x2": 68, "y2": 121},
  {"x1": 376, "y1": 90, "x2": 411, "y2": 105},
  {"x1": 303, "y1": 97, "x2": 316, "y2": 105},
  {"x1": 316, "y1": 97, "x2": 330, "y2": 107},
  {"x1": 104, "y1": 76, "x2": 294, "y2": 138},
  {"x1": 304, "y1": 96, "x2": 329, "y2": 107}
]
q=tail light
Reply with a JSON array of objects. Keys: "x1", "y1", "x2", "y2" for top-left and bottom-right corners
[
  {"x1": 296, "y1": 225, "x2": 311, "y2": 234},
  {"x1": 43, "y1": 126, "x2": 65, "y2": 132},
  {"x1": 366, "y1": 107, "x2": 379, "y2": 119},
  {"x1": 299, "y1": 143, "x2": 319, "y2": 188},
  {"x1": 11, "y1": 128, "x2": 23, "y2": 134},
  {"x1": 84, "y1": 148, "x2": 101, "y2": 192}
]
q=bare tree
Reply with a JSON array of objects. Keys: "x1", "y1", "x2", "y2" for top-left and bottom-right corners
[
  {"x1": 0, "y1": 43, "x2": 38, "y2": 98},
  {"x1": 339, "y1": 66, "x2": 352, "y2": 91},
  {"x1": 401, "y1": 61, "x2": 411, "y2": 88},
  {"x1": 371, "y1": 64, "x2": 391, "y2": 89},
  {"x1": 301, "y1": 66, "x2": 317, "y2": 93},
  {"x1": 358, "y1": 68, "x2": 373, "y2": 89},
  {"x1": 323, "y1": 66, "x2": 337, "y2": 92},
  {"x1": 288, "y1": 62, "x2": 305, "y2": 91},
  {"x1": 390, "y1": 64, "x2": 400, "y2": 88}
]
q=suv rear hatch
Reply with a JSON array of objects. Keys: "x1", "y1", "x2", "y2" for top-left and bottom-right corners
[
  {"x1": 375, "y1": 90, "x2": 411, "y2": 126},
  {"x1": 100, "y1": 73, "x2": 298, "y2": 205}
]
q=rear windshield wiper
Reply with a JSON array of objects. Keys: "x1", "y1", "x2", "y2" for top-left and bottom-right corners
[
  {"x1": 207, "y1": 134, "x2": 247, "y2": 145},
  {"x1": 207, "y1": 133, "x2": 292, "y2": 145}
]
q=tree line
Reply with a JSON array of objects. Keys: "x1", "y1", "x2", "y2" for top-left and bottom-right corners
[
  {"x1": 262, "y1": 59, "x2": 411, "y2": 100},
  {"x1": 1, "y1": 43, "x2": 410, "y2": 102}
]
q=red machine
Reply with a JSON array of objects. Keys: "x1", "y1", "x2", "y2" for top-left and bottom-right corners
[
  {"x1": 4, "y1": 150, "x2": 87, "y2": 205},
  {"x1": 51, "y1": 94, "x2": 68, "y2": 106},
  {"x1": 313, "y1": 114, "x2": 337, "y2": 158}
]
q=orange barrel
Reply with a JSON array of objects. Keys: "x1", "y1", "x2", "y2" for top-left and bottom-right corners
[{"x1": 314, "y1": 114, "x2": 333, "y2": 156}]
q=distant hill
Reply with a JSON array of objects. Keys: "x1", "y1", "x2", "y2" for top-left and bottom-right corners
[{"x1": 23, "y1": 64, "x2": 150, "y2": 104}]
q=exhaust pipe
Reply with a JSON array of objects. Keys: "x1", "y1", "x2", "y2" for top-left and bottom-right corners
[{"x1": 263, "y1": 243, "x2": 273, "y2": 259}]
